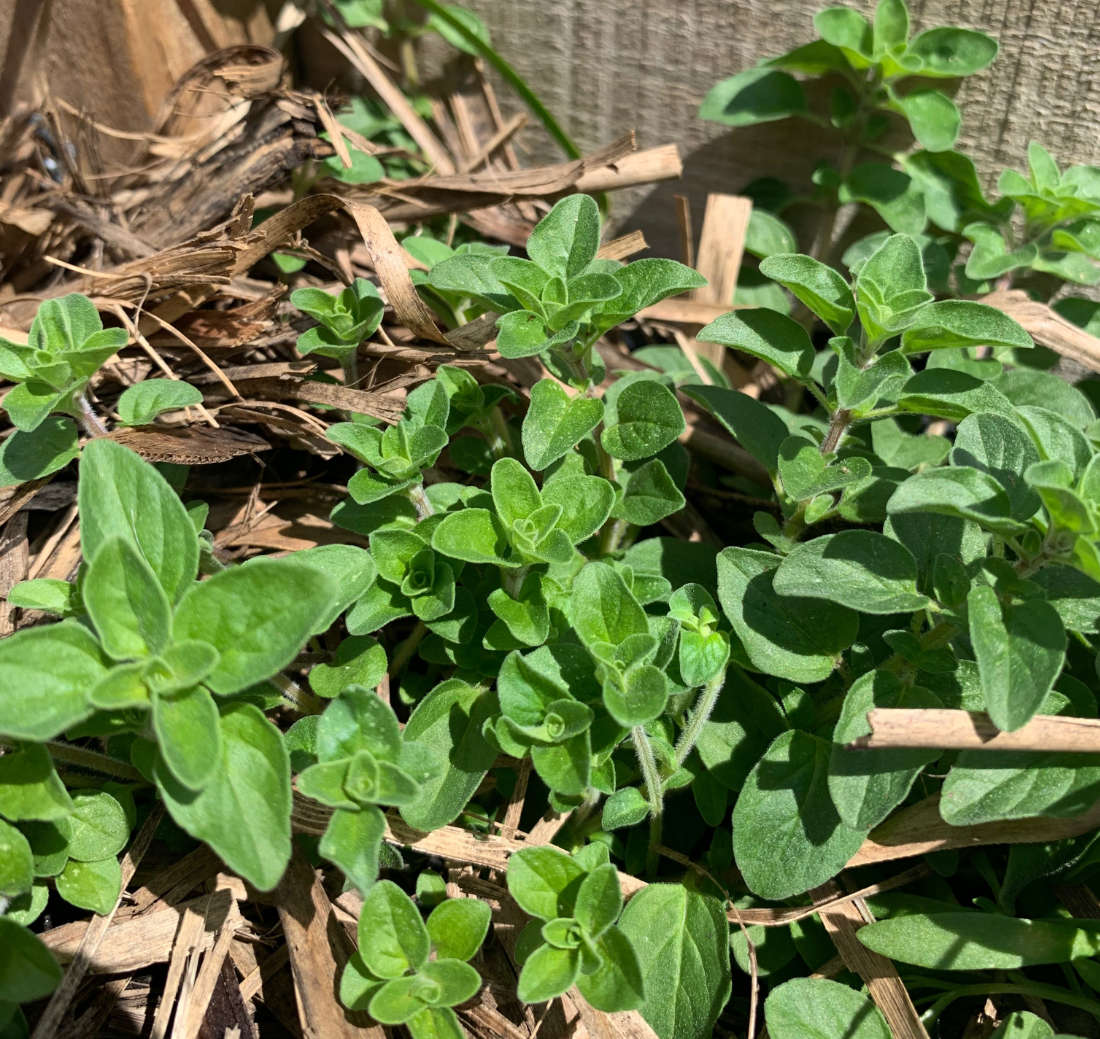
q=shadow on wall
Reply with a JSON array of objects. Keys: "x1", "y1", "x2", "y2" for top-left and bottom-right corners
[{"x1": 617, "y1": 117, "x2": 849, "y2": 270}]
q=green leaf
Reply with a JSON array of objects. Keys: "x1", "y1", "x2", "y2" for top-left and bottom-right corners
[
  {"x1": 0, "y1": 621, "x2": 106, "y2": 739},
  {"x1": 521, "y1": 379, "x2": 603, "y2": 470},
  {"x1": 941, "y1": 750, "x2": 1100, "y2": 825},
  {"x1": 995, "y1": 369, "x2": 1095, "y2": 429},
  {"x1": 0, "y1": 417, "x2": 79, "y2": 488},
  {"x1": 773, "y1": 530, "x2": 930, "y2": 614},
  {"x1": 79, "y1": 439, "x2": 198, "y2": 603},
  {"x1": 964, "y1": 222, "x2": 1038, "y2": 278},
  {"x1": 543, "y1": 473, "x2": 616, "y2": 543},
  {"x1": 426, "y1": 898, "x2": 491, "y2": 962},
  {"x1": 84, "y1": 537, "x2": 172, "y2": 659},
  {"x1": 3, "y1": 381, "x2": 64, "y2": 432},
  {"x1": 829, "y1": 671, "x2": 942, "y2": 829},
  {"x1": 733, "y1": 730, "x2": 868, "y2": 899},
  {"x1": 575, "y1": 926, "x2": 645, "y2": 1012},
  {"x1": 517, "y1": 943, "x2": 579, "y2": 1003},
  {"x1": 491, "y1": 256, "x2": 550, "y2": 314},
  {"x1": 407, "y1": 1006, "x2": 466, "y2": 1039},
  {"x1": 615, "y1": 458, "x2": 685, "y2": 526},
  {"x1": 618, "y1": 884, "x2": 732, "y2": 1039},
  {"x1": 1019, "y1": 406, "x2": 1094, "y2": 477},
  {"x1": 573, "y1": 863, "x2": 622, "y2": 937},
  {"x1": 293, "y1": 544, "x2": 377, "y2": 634},
  {"x1": 507, "y1": 846, "x2": 586, "y2": 920},
  {"x1": 417, "y1": 957, "x2": 481, "y2": 1007},
  {"x1": 603, "y1": 786, "x2": 649, "y2": 829},
  {"x1": 744, "y1": 210, "x2": 797, "y2": 258},
  {"x1": 598, "y1": 259, "x2": 707, "y2": 327},
  {"x1": 855, "y1": 233, "x2": 930, "y2": 339},
  {"x1": 527, "y1": 195, "x2": 601, "y2": 281},
  {"x1": 400, "y1": 679, "x2": 498, "y2": 831},
  {"x1": 602, "y1": 380, "x2": 685, "y2": 461},
  {"x1": 765, "y1": 977, "x2": 890, "y2": 1039},
  {"x1": 491, "y1": 456, "x2": 542, "y2": 528},
  {"x1": 895, "y1": 89, "x2": 960, "y2": 151},
  {"x1": 698, "y1": 308, "x2": 813, "y2": 378},
  {"x1": 858, "y1": 911, "x2": 1100, "y2": 968},
  {"x1": 897, "y1": 369, "x2": 1016, "y2": 423},
  {"x1": 814, "y1": 7, "x2": 873, "y2": 65},
  {"x1": 886, "y1": 466, "x2": 1027, "y2": 536},
  {"x1": 757, "y1": 254, "x2": 855, "y2": 335},
  {"x1": 431, "y1": 508, "x2": 515, "y2": 566},
  {"x1": 0, "y1": 918, "x2": 61, "y2": 1003},
  {"x1": 717, "y1": 548, "x2": 858, "y2": 683},
  {"x1": 495, "y1": 310, "x2": 553, "y2": 358},
  {"x1": 968, "y1": 584, "x2": 1066, "y2": 731},
  {"x1": 116, "y1": 379, "x2": 203, "y2": 425},
  {"x1": 321, "y1": 804, "x2": 386, "y2": 894},
  {"x1": 698, "y1": 67, "x2": 807, "y2": 126},
  {"x1": 0, "y1": 743, "x2": 73, "y2": 821},
  {"x1": 155, "y1": 703, "x2": 291, "y2": 891},
  {"x1": 67, "y1": 791, "x2": 128, "y2": 862},
  {"x1": 952, "y1": 412, "x2": 1041, "y2": 520},
  {"x1": 901, "y1": 300, "x2": 1032, "y2": 353},
  {"x1": 683, "y1": 385, "x2": 789, "y2": 473},
  {"x1": 571, "y1": 562, "x2": 649, "y2": 647},
  {"x1": 56, "y1": 855, "x2": 122, "y2": 915},
  {"x1": 906, "y1": 27, "x2": 998, "y2": 77},
  {"x1": 152, "y1": 685, "x2": 221, "y2": 791},
  {"x1": 873, "y1": 0, "x2": 908, "y2": 52},
  {"x1": 316, "y1": 685, "x2": 402, "y2": 763},
  {"x1": 172, "y1": 558, "x2": 335, "y2": 695},
  {"x1": 841, "y1": 166, "x2": 926, "y2": 236},
  {"x1": 358, "y1": 879, "x2": 430, "y2": 978},
  {"x1": 310, "y1": 635, "x2": 387, "y2": 699},
  {"x1": 0, "y1": 819, "x2": 32, "y2": 897}
]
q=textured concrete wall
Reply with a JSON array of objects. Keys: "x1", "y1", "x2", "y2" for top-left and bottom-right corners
[{"x1": 455, "y1": 0, "x2": 1100, "y2": 257}]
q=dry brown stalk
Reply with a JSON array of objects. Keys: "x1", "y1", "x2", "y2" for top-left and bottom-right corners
[
  {"x1": 812, "y1": 881, "x2": 929, "y2": 1039},
  {"x1": 854, "y1": 708, "x2": 1100, "y2": 753}
]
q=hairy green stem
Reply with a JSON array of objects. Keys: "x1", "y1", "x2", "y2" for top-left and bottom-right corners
[
  {"x1": 674, "y1": 671, "x2": 726, "y2": 767},
  {"x1": 408, "y1": 482, "x2": 434, "y2": 520},
  {"x1": 76, "y1": 392, "x2": 108, "y2": 437},
  {"x1": 631, "y1": 726, "x2": 663, "y2": 876}
]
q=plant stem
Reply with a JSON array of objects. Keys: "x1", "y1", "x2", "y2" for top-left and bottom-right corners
[
  {"x1": 674, "y1": 671, "x2": 726, "y2": 767},
  {"x1": 388, "y1": 620, "x2": 427, "y2": 678},
  {"x1": 597, "y1": 517, "x2": 630, "y2": 557},
  {"x1": 487, "y1": 406, "x2": 514, "y2": 459},
  {"x1": 38, "y1": 740, "x2": 144, "y2": 782},
  {"x1": 631, "y1": 726, "x2": 663, "y2": 876},
  {"x1": 408, "y1": 482, "x2": 434, "y2": 520},
  {"x1": 820, "y1": 407, "x2": 852, "y2": 455},
  {"x1": 502, "y1": 564, "x2": 528, "y2": 598},
  {"x1": 76, "y1": 393, "x2": 108, "y2": 436}
]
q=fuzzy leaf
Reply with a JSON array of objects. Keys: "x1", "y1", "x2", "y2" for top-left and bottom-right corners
[
  {"x1": 522, "y1": 379, "x2": 603, "y2": 470},
  {"x1": 172, "y1": 558, "x2": 336, "y2": 695},
  {"x1": 618, "y1": 884, "x2": 732, "y2": 1039},
  {"x1": 155, "y1": 703, "x2": 291, "y2": 891},
  {"x1": 733, "y1": 730, "x2": 868, "y2": 899}
]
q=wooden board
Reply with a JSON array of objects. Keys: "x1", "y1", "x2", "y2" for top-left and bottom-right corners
[{"x1": 454, "y1": 0, "x2": 1100, "y2": 262}]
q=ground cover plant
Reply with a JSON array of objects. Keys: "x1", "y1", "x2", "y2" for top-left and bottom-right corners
[{"x1": 2, "y1": 0, "x2": 1100, "y2": 1037}]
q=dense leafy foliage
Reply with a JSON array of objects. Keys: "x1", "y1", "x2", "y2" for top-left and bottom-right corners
[{"x1": 4, "y1": 1, "x2": 1100, "y2": 1033}]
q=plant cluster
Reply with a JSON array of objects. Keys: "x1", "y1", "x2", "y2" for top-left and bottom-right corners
[
  {"x1": 702, "y1": 0, "x2": 1100, "y2": 321},
  {"x1": 3, "y1": 2, "x2": 1100, "y2": 1036}
]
